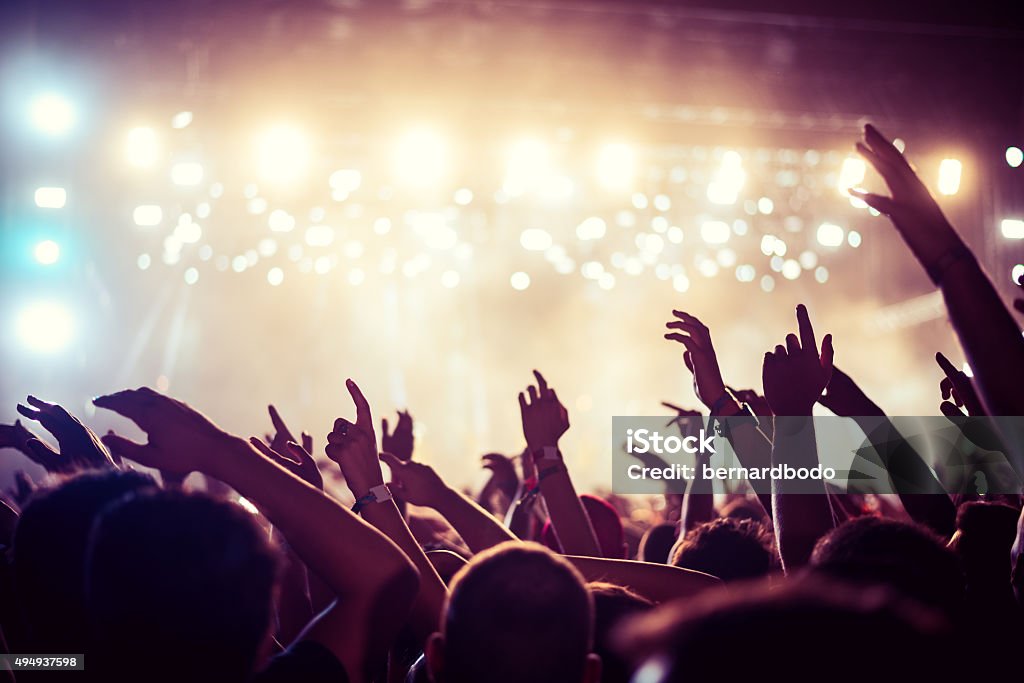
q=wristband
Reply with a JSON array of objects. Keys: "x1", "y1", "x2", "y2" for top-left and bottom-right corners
[
  {"x1": 532, "y1": 446, "x2": 561, "y2": 461},
  {"x1": 351, "y1": 483, "x2": 393, "y2": 513},
  {"x1": 537, "y1": 463, "x2": 567, "y2": 482},
  {"x1": 925, "y1": 244, "x2": 976, "y2": 286},
  {"x1": 708, "y1": 391, "x2": 735, "y2": 416}
]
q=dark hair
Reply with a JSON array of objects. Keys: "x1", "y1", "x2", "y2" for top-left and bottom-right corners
[
  {"x1": 671, "y1": 517, "x2": 774, "y2": 582},
  {"x1": 616, "y1": 577, "x2": 954, "y2": 681},
  {"x1": 811, "y1": 516, "x2": 964, "y2": 616},
  {"x1": 638, "y1": 523, "x2": 678, "y2": 564},
  {"x1": 440, "y1": 541, "x2": 593, "y2": 683},
  {"x1": 589, "y1": 582, "x2": 653, "y2": 683},
  {"x1": 86, "y1": 490, "x2": 280, "y2": 683},
  {"x1": 12, "y1": 469, "x2": 157, "y2": 652}
]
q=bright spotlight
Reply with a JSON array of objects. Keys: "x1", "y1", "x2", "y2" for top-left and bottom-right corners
[
  {"x1": 170, "y1": 162, "x2": 204, "y2": 186},
  {"x1": 133, "y1": 205, "x2": 163, "y2": 226},
  {"x1": 510, "y1": 271, "x2": 531, "y2": 291},
  {"x1": 837, "y1": 157, "x2": 866, "y2": 194},
  {"x1": 125, "y1": 127, "x2": 160, "y2": 168},
  {"x1": 937, "y1": 158, "x2": 962, "y2": 196},
  {"x1": 817, "y1": 222, "x2": 845, "y2": 247},
  {"x1": 257, "y1": 125, "x2": 310, "y2": 186},
  {"x1": 171, "y1": 111, "x2": 193, "y2": 129},
  {"x1": 707, "y1": 151, "x2": 745, "y2": 205},
  {"x1": 596, "y1": 143, "x2": 636, "y2": 191},
  {"x1": 29, "y1": 93, "x2": 75, "y2": 136},
  {"x1": 504, "y1": 138, "x2": 552, "y2": 196},
  {"x1": 1006, "y1": 147, "x2": 1023, "y2": 168},
  {"x1": 33, "y1": 239, "x2": 60, "y2": 265},
  {"x1": 700, "y1": 220, "x2": 731, "y2": 244},
  {"x1": 15, "y1": 301, "x2": 75, "y2": 354},
  {"x1": 34, "y1": 186, "x2": 67, "y2": 209},
  {"x1": 393, "y1": 127, "x2": 448, "y2": 188},
  {"x1": 1001, "y1": 219, "x2": 1024, "y2": 239},
  {"x1": 520, "y1": 228, "x2": 552, "y2": 251}
]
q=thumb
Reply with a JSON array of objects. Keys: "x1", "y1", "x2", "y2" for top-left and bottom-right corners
[
  {"x1": 379, "y1": 451, "x2": 402, "y2": 473},
  {"x1": 101, "y1": 433, "x2": 153, "y2": 467}
]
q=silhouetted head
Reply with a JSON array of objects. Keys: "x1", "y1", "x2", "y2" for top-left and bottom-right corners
[
  {"x1": 541, "y1": 494, "x2": 626, "y2": 558},
  {"x1": 638, "y1": 522, "x2": 678, "y2": 564},
  {"x1": 671, "y1": 517, "x2": 775, "y2": 582},
  {"x1": 720, "y1": 496, "x2": 770, "y2": 524},
  {"x1": 427, "y1": 541, "x2": 600, "y2": 683},
  {"x1": 811, "y1": 516, "x2": 964, "y2": 616},
  {"x1": 950, "y1": 501, "x2": 1019, "y2": 590},
  {"x1": 12, "y1": 469, "x2": 157, "y2": 652},
  {"x1": 617, "y1": 577, "x2": 954, "y2": 681},
  {"x1": 589, "y1": 582, "x2": 653, "y2": 683},
  {"x1": 86, "y1": 490, "x2": 280, "y2": 683}
]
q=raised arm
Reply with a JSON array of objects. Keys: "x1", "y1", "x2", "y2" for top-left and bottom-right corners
[
  {"x1": 380, "y1": 451, "x2": 518, "y2": 554},
  {"x1": 762, "y1": 305, "x2": 837, "y2": 573},
  {"x1": 519, "y1": 370, "x2": 601, "y2": 557},
  {"x1": 94, "y1": 387, "x2": 419, "y2": 682},
  {"x1": 325, "y1": 380, "x2": 448, "y2": 646},
  {"x1": 565, "y1": 556, "x2": 720, "y2": 604},
  {"x1": 852, "y1": 124, "x2": 1024, "y2": 473}
]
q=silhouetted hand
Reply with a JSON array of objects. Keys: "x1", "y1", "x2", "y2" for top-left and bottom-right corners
[
  {"x1": 935, "y1": 352, "x2": 985, "y2": 417},
  {"x1": 380, "y1": 452, "x2": 446, "y2": 507},
  {"x1": 264, "y1": 405, "x2": 313, "y2": 459},
  {"x1": 381, "y1": 410, "x2": 415, "y2": 462},
  {"x1": 850, "y1": 124, "x2": 962, "y2": 269},
  {"x1": 818, "y1": 367, "x2": 884, "y2": 417},
  {"x1": 519, "y1": 370, "x2": 569, "y2": 450},
  {"x1": 481, "y1": 453, "x2": 519, "y2": 501},
  {"x1": 94, "y1": 387, "x2": 236, "y2": 475},
  {"x1": 250, "y1": 437, "x2": 324, "y2": 490},
  {"x1": 17, "y1": 396, "x2": 116, "y2": 471},
  {"x1": 664, "y1": 311, "x2": 727, "y2": 410},
  {"x1": 326, "y1": 380, "x2": 385, "y2": 498},
  {"x1": 763, "y1": 305, "x2": 834, "y2": 416}
]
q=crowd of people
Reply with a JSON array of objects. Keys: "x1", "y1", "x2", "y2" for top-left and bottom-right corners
[{"x1": 1, "y1": 124, "x2": 1023, "y2": 682}]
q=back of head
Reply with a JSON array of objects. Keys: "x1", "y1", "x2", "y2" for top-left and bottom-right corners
[
  {"x1": 671, "y1": 517, "x2": 775, "y2": 582},
  {"x1": 952, "y1": 501, "x2": 1020, "y2": 586},
  {"x1": 86, "y1": 490, "x2": 280, "y2": 683},
  {"x1": 12, "y1": 469, "x2": 157, "y2": 651},
  {"x1": 811, "y1": 516, "x2": 964, "y2": 616},
  {"x1": 589, "y1": 583, "x2": 653, "y2": 683},
  {"x1": 437, "y1": 541, "x2": 593, "y2": 683},
  {"x1": 618, "y1": 577, "x2": 954, "y2": 681},
  {"x1": 638, "y1": 522, "x2": 677, "y2": 564},
  {"x1": 541, "y1": 494, "x2": 625, "y2": 559}
]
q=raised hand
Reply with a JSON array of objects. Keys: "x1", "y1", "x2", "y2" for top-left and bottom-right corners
[
  {"x1": 817, "y1": 367, "x2": 884, "y2": 417},
  {"x1": 480, "y1": 452, "x2": 519, "y2": 502},
  {"x1": 381, "y1": 410, "x2": 415, "y2": 462},
  {"x1": 935, "y1": 352, "x2": 985, "y2": 417},
  {"x1": 380, "y1": 452, "x2": 446, "y2": 506},
  {"x1": 17, "y1": 396, "x2": 116, "y2": 471},
  {"x1": 664, "y1": 311, "x2": 728, "y2": 410},
  {"x1": 518, "y1": 370, "x2": 569, "y2": 450},
  {"x1": 94, "y1": 387, "x2": 237, "y2": 475},
  {"x1": 250, "y1": 437, "x2": 323, "y2": 490},
  {"x1": 264, "y1": 404, "x2": 313, "y2": 460},
  {"x1": 326, "y1": 379, "x2": 385, "y2": 497},
  {"x1": 850, "y1": 124, "x2": 963, "y2": 272},
  {"x1": 762, "y1": 305, "x2": 834, "y2": 416}
]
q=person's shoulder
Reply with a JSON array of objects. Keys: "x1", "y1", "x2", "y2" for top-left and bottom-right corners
[{"x1": 252, "y1": 640, "x2": 349, "y2": 683}]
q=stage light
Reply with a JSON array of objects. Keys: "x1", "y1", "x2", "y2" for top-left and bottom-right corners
[
  {"x1": 576, "y1": 216, "x2": 606, "y2": 241},
  {"x1": 305, "y1": 225, "x2": 336, "y2": 247},
  {"x1": 171, "y1": 111, "x2": 193, "y2": 129},
  {"x1": 1006, "y1": 147, "x2": 1023, "y2": 168},
  {"x1": 700, "y1": 220, "x2": 730, "y2": 244},
  {"x1": 29, "y1": 93, "x2": 75, "y2": 136},
  {"x1": 348, "y1": 268, "x2": 365, "y2": 286},
  {"x1": 410, "y1": 212, "x2": 457, "y2": 250},
  {"x1": 598, "y1": 273, "x2": 616, "y2": 290},
  {"x1": 632, "y1": 193, "x2": 648, "y2": 210},
  {"x1": 815, "y1": 266, "x2": 829, "y2": 283},
  {"x1": 672, "y1": 274, "x2": 690, "y2": 293},
  {"x1": 125, "y1": 126, "x2": 160, "y2": 168},
  {"x1": 782, "y1": 259, "x2": 801, "y2": 280},
  {"x1": 15, "y1": 300, "x2": 75, "y2": 354},
  {"x1": 698, "y1": 260, "x2": 719, "y2": 278},
  {"x1": 441, "y1": 270, "x2": 461, "y2": 288},
  {"x1": 454, "y1": 188, "x2": 474, "y2": 205},
  {"x1": 760, "y1": 275, "x2": 775, "y2": 292},
  {"x1": 937, "y1": 158, "x2": 962, "y2": 195},
  {"x1": 257, "y1": 125, "x2": 311, "y2": 186},
  {"x1": 837, "y1": 157, "x2": 866, "y2": 194},
  {"x1": 34, "y1": 186, "x2": 67, "y2": 209},
  {"x1": 817, "y1": 222, "x2": 845, "y2": 247},
  {"x1": 1001, "y1": 219, "x2": 1024, "y2": 239},
  {"x1": 520, "y1": 228, "x2": 552, "y2": 251},
  {"x1": 268, "y1": 210, "x2": 295, "y2": 232},
  {"x1": 735, "y1": 265, "x2": 756, "y2": 282},
  {"x1": 393, "y1": 127, "x2": 448, "y2": 187},
  {"x1": 329, "y1": 169, "x2": 362, "y2": 194},
  {"x1": 1011, "y1": 264, "x2": 1024, "y2": 284},
  {"x1": 596, "y1": 143, "x2": 636, "y2": 191},
  {"x1": 653, "y1": 194, "x2": 671, "y2": 212},
  {"x1": 247, "y1": 198, "x2": 267, "y2": 215},
  {"x1": 504, "y1": 139, "x2": 551, "y2": 196},
  {"x1": 184, "y1": 267, "x2": 199, "y2": 285},
  {"x1": 667, "y1": 226, "x2": 683, "y2": 244},
  {"x1": 798, "y1": 250, "x2": 818, "y2": 270},
  {"x1": 848, "y1": 230, "x2": 862, "y2": 248},
  {"x1": 373, "y1": 217, "x2": 392, "y2": 235},
  {"x1": 760, "y1": 235, "x2": 777, "y2": 256},
  {"x1": 174, "y1": 214, "x2": 202, "y2": 243},
  {"x1": 171, "y1": 161, "x2": 204, "y2": 186},
  {"x1": 757, "y1": 197, "x2": 774, "y2": 214},
  {"x1": 707, "y1": 151, "x2": 745, "y2": 205},
  {"x1": 267, "y1": 267, "x2": 284, "y2": 286},
  {"x1": 581, "y1": 261, "x2": 604, "y2": 279},
  {"x1": 33, "y1": 239, "x2": 60, "y2": 265},
  {"x1": 133, "y1": 205, "x2": 163, "y2": 226},
  {"x1": 137, "y1": 254, "x2": 151, "y2": 270}
]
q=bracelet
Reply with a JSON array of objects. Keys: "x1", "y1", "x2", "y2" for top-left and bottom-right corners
[
  {"x1": 708, "y1": 391, "x2": 735, "y2": 416},
  {"x1": 351, "y1": 483, "x2": 393, "y2": 513},
  {"x1": 924, "y1": 244, "x2": 976, "y2": 286},
  {"x1": 537, "y1": 463, "x2": 567, "y2": 482}
]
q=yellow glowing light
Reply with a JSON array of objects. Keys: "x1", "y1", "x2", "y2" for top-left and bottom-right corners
[
  {"x1": 1002, "y1": 219, "x2": 1024, "y2": 239},
  {"x1": 33, "y1": 239, "x2": 60, "y2": 265},
  {"x1": 29, "y1": 93, "x2": 75, "y2": 136},
  {"x1": 937, "y1": 158, "x2": 962, "y2": 196},
  {"x1": 170, "y1": 162, "x2": 204, "y2": 186},
  {"x1": 700, "y1": 220, "x2": 731, "y2": 245},
  {"x1": 504, "y1": 139, "x2": 552, "y2": 196},
  {"x1": 707, "y1": 151, "x2": 745, "y2": 205},
  {"x1": 837, "y1": 157, "x2": 866, "y2": 194},
  {"x1": 817, "y1": 223, "x2": 845, "y2": 247},
  {"x1": 596, "y1": 143, "x2": 636, "y2": 191},
  {"x1": 133, "y1": 205, "x2": 163, "y2": 226},
  {"x1": 34, "y1": 186, "x2": 67, "y2": 209},
  {"x1": 15, "y1": 301, "x2": 75, "y2": 354},
  {"x1": 393, "y1": 127, "x2": 448, "y2": 188},
  {"x1": 257, "y1": 125, "x2": 311, "y2": 186},
  {"x1": 125, "y1": 127, "x2": 160, "y2": 168}
]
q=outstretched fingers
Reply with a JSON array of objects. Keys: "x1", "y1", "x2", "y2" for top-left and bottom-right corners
[{"x1": 346, "y1": 379, "x2": 372, "y2": 429}]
